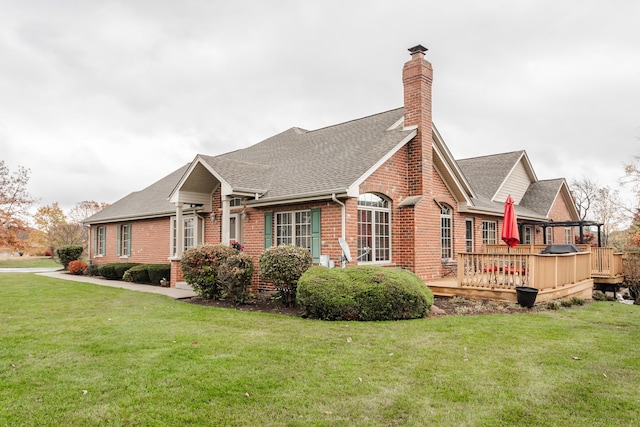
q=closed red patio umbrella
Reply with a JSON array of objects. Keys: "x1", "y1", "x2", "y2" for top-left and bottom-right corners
[{"x1": 502, "y1": 195, "x2": 520, "y2": 248}]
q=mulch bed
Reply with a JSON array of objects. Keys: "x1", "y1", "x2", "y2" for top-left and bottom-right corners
[{"x1": 182, "y1": 293, "x2": 557, "y2": 317}]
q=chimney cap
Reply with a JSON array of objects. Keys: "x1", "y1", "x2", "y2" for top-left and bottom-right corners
[{"x1": 408, "y1": 45, "x2": 428, "y2": 55}]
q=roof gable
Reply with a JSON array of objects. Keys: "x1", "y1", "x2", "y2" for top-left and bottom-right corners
[
  {"x1": 191, "y1": 108, "x2": 415, "y2": 202},
  {"x1": 519, "y1": 178, "x2": 579, "y2": 220},
  {"x1": 457, "y1": 151, "x2": 537, "y2": 202}
]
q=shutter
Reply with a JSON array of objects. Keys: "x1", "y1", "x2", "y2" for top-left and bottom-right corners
[
  {"x1": 311, "y1": 208, "x2": 321, "y2": 263},
  {"x1": 264, "y1": 212, "x2": 273, "y2": 248},
  {"x1": 116, "y1": 225, "x2": 121, "y2": 256}
]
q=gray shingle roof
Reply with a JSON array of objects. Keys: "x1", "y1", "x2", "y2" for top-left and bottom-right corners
[
  {"x1": 84, "y1": 164, "x2": 190, "y2": 224},
  {"x1": 85, "y1": 108, "x2": 569, "y2": 224},
  {"x1": 203, "y1": 108, "x2": 411, "y2": 200},
  {"x1": 457, "y1": 151, "x2": 524, "y2": 199},
  {"x1": 519, "y1": 179, "x2": 564, "y2": 217}
]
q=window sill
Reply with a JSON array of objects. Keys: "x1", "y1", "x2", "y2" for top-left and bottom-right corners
[{"x1": 357, "y1": 261, "x2": 395, "y2": 267}]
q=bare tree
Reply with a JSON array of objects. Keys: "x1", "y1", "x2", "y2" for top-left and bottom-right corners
[
  {"x1": 570, "y1": 177, "x2": 599, "y2": 221},
  {"x1": 623, "y1": 151, "x2": 640, "y2": 212},
  {"x1": 68, "y1": 200, "x2": 109, "y2": 224},
  {"x1": 0, "y1": 161, "x2": 35, "y2": 251},
  {"x1": 592, "y1": 186, "x2": 626, "y2": 246}
]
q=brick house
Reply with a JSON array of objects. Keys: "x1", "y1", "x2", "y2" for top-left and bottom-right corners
[{"x1": 84, "y1": 45, "x2": 579, "y2": 289}]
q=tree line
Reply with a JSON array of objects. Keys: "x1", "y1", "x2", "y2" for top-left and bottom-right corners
[{"x1": 1, "y1": 160, "x2": 108, "y2": 256}]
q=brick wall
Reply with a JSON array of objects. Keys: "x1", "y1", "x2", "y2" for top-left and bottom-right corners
[{"x1": 89, "y1": 217, "x2": 171, "y2": 266}]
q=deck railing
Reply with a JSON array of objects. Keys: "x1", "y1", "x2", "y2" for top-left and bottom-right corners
[
  {"x1": 591, "y1": 247, "x2": 624, "y2": 278},
  {"x1": 483, "y1": 244, "x2": 623, "y2": 279},
  {"x1": 457, "y1": 252, "x2": 592, "y2": 291},
  {"x1": 483, "y1": 244, "x2": 591, "y2": 254}
]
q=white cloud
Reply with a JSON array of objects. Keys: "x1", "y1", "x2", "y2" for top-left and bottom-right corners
[{"x1": 0, "y1": 0, "x2": 638, "y2": 215}]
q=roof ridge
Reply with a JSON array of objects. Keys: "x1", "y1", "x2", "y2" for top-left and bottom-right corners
[
  {"x1": 305, "y1": 107, "x2": 404, "y2": 134},
  {"x1": 458, "y1": 150, "x2": 524, "y2": 162}
]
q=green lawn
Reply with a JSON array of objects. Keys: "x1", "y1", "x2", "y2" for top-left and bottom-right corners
[
  {"x1": 2, "y1": 274, "x2": 640, "y2": 426},
  {"x1": 0, "y1": 257, "x2": 60, "y2": 268}
]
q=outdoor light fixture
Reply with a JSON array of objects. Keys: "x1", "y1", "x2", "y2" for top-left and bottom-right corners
[{"x1": 209, "y1": 212, "x2": 216, "y2": 223}]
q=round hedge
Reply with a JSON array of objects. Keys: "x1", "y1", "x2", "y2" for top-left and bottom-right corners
[
  {"x1": 181, "y1": 244, "x2": 237, "y2": 299},
  {"x1": 297, "y1": 265, "x2": 434, "y2": 321}
]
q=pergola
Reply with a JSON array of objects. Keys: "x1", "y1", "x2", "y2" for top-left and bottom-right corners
[{"x1": 520, "y1": 220, "x2": 605, "y2": 247}]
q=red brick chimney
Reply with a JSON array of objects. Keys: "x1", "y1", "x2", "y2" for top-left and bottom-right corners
[{"x1": 403, "y1": 44, "x2": 433, "y2": 196}]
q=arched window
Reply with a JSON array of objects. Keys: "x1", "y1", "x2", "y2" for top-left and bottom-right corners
[
  {"x1": 441, "y1": 204, "x2": 453, "y2": 260},
  {"x1": 357, "y1": 193, "x2": 391, "y2": 262}
]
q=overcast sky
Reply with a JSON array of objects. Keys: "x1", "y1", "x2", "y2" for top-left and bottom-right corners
[{"x1": 1, "y1": 0, "x2": 639, "y2": 218}]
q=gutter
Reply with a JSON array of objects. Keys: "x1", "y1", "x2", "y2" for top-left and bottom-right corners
[{"x1": 246, "y1": 189, "x2": 348, "y2": 208}]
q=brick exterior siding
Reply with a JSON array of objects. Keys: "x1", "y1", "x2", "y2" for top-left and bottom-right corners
[
  {"x1": 87, "y1": 47, "x2": 579, "y2": 294},
  {"x1": 89, "y1": 217, "x2": 170, "y2": 266}
]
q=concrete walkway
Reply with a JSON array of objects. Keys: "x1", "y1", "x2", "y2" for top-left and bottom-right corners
[
  {"x1": 0, "y1": 267, "x2": 62, "y2": 273},
  {"x1": 36, "y1": 270, "x2": 196, "y2": 299}
]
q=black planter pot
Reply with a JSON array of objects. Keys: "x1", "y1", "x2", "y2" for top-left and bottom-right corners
[{"x1": 515, "y1": 286, "x2": 539, "y2": 308}]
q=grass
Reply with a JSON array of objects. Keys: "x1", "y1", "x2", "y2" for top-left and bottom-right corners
[
  {"x1": 0, "y1": 256, "x2": 60, "y2": 268},
  {"x1": 2, "y1": 273, "x2": 640, "y2": 426}
]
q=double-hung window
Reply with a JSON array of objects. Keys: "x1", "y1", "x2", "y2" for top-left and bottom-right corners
[
  {"x1": 117, "y1": 224, "x2": 131, "y2": 257},
  {"x1": 276, "y1": 211, "x2": 311, "y2": 250},
  {"x1": 184, "y1": 217, "x2": 196, "y2": 249},
  {"x1": 357, "y1": 193, "x2": 391, "y2": 263},
  {"x1": 264, "y1": 209, "x2": 320, "y2": 263},
  {"x1": 95, "y1": 226, "x2": 106, "y2": 256},
  {"x1": 522, "y1": 225, "x2": 533, "y2": 244},
  {"x1": 440, "y1": 204, "x2": 453, "y2": 260},
  {"x1": 482, "y1": 221, "x2": 497, "y2": 245},
  {"x1": 465, "y1": 218, "x2": 474, "y2": 253},
  {"x1": 171, "y1": 215, "x2": 203, "y2": 257},
  {"x1": 564, "y1": 227, "x2": 573, "y2": 244}
]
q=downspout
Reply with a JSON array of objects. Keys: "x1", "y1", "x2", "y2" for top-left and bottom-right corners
[
  {"x1": 86, "y1": 224, "x2": 92, "y2": 264},
  {"x1": 332, "y1": 193, "x2": 346, "y2": 240}
]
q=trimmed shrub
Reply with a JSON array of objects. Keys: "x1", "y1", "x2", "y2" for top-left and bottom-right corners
[
  {"x1": 147, "y1": 264, "x2": 171, "y2": 285},
  {"x1": 85, "y1": 263, "x2": 99, "y2": 277},
  {"x1": 57, "y1": 245, "x2": 84, "y2": 270},
  {"x1": 121, "y1": 264, "x2": 171, "y2": 285},
  {"x1": 98, "y1": 263, "x2": 140, "y2": 280},
  {"x1": 123, "y1": 264, "x2": 150, "y2": 283},
  {"x1": 218, "y1": 252, "x2": 255, "y2": 304},
  {"x1": 297, "y1": 265, "x2": 434, "y2": 321},
  {"x1": 181, "y1": 244, "x2": 236, "y2": 299},
  {"x1": 67, "y1": 260, "x2": 88, "y2": 275},
  {"x1": 259, "y1": 245, "x2": 312, "y2": 307}
]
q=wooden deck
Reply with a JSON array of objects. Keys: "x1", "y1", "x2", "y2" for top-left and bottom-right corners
[{"x1": 427, "y1": 245, "x2": 624, "y2": 302}]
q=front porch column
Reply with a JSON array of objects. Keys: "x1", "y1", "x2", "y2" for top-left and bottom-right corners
[
  {"x1": 175, "y1": 202, "x2": 184, "y2": 257},
  {"x1": 221, "y1": 196, "x2": 231, "y2": 245}
]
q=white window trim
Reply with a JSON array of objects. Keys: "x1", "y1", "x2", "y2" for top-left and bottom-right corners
[
  {"x1": 482, "y1": 220, "x2": 497, "y2": 245},
  {"x1": 118, "y1": 224, "x2": 131, "y2": 259},
  {"x1": 441, "y1": 205, "x2": 453, "y2": 261},
  {"x1": 546, "y1": 227, "x2": 553, "y2": 245},
  {"x1": 564, "y1": 227, "x2": 573, "y2": 244},
  {"x1": 357, "y1": 193, "x2": 392, "y2": 265},
  {"x1": 95, "y1": 226, "x2": 106, "y2": 257},
  {"x1": 170, "y1": 214, "x2": 204, "y2": 258},
  {"x1": 465, "y1": 218, "x2": 474, "y2": 253},
  {"x1": 275, "y1": 210, "x2": 312, "y2": 251},
  {"x1": 522, "y1": 225, "x2": 533, "y2": 245}
]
